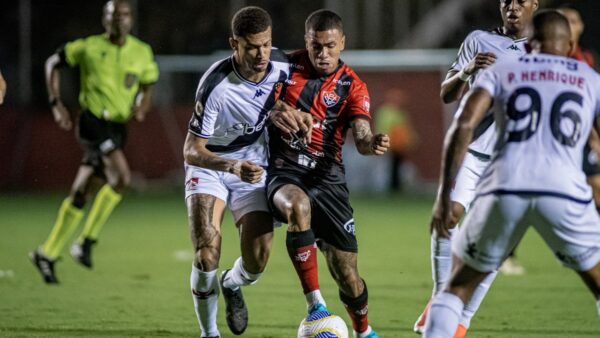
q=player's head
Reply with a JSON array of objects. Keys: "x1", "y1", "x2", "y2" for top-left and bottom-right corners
[
  {"x1": 102, "y1": 0, "x2": 133, "y2": 37},
  {"x1": 304, "y1": 9, "x2": 345, "y2": 76},
  {"x1": 499, "y1": 0, "x2": 539, "y2": 37},
  {"x1": 229, "y1": 6, "x2": 272, "y2": 75},
  {"x1": 529, "y1": 10, "x2": 572, "y2": 57},
  {"x1": 557, "y1": 5, "x2": 584, "y2": 45}
]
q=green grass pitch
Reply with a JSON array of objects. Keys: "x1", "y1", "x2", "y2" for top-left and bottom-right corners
[{"x1": 1, "y1": 192, "x2": 599, "y2": 337}]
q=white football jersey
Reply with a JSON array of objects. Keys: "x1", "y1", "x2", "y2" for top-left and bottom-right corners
[
  {"x1": 473, "y1": 53, "x2": 600, "y2": 201},
  {"x1": 188, "y1": 55, "x2": 289, "y2": 166},
  {"x1": 452, "y1": 28, "x2": 528, "y2": 156}
]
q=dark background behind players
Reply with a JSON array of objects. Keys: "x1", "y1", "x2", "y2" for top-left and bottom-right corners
[{"x1": 1, "y1": 0, "x2": 597, "y2": 192}]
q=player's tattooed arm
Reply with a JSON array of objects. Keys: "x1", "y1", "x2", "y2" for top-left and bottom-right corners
[
  {"x1": 351, "y1": 119, "x2": 390, "y2": 156},
  {"x1": 183, "y1": 133, "x2": 263, "y2": 184}
]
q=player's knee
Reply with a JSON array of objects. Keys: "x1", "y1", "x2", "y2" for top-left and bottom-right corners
[
  {"x1": 280, "y1": 199, "x2": 310, "y2": 230},
  {"x1": 195, "y1": 248, "x2": 220, "y2": 271}
]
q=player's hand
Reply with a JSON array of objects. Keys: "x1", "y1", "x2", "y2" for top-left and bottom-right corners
[
  {"x1": 430, "y1": 196, "x2": 452, "y2": 238},
  {"x1": 371, "y1": 133, "x2": 390, "y2": 155},
  {"x1": 464, "y1": 52, "x2": 497, "y2": 75},
  {"x1": 231, "y1": 160, "x2": 264, "y2": 184},
  {"x1": 52, "y1": 101, "x2": 73, "y2": 131},
  {"x1": 271, "y1": 100, "x2": 313, "y2": 143}
]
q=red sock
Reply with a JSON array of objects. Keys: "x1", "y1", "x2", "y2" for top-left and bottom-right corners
[
  {"x1": 286, "y1": 230, "x2": 319, "y2": 294},
  {"x1": 340, "y1": 280, "x2": 369, "y2": 333}
]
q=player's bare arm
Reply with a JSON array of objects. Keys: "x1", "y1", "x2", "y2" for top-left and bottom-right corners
[
  {"x1": 0, "y1": 71, "x2": 6, "y2": 105},
  {"x1": 432, "y1": 88, "x2": 492, "y2": 238},
  {"x1": 133, "y1": 84, "x2": 154, "y2": 122},
  {"x1": 351, "y1": 119, "x2": 389, "y2": 156},
  {"x1": 270, "y1": 99, "x2": 313, "y2": 143},
  {"x1": 45, "y1": 53, "x2": 72, "y2": 130},
  {"x1": 183, "y1": 133, "x2": 263, "y2": 184},
  {"x1": 440, "y1": 52, "x2": 497, "y2": 104}
]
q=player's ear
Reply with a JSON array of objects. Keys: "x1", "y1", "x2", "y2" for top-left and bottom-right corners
[
  {"x1": 229, "y1": 37, "x2": 238, "y2": 51},
  {"x1": 567, "y1": 39, "x2": 575, "y2": 58},
  {"x1": 532, "y1": 0, "x2": 539, "y2": 11},
  {"x1": 340, "y1": 34, "x2": 345, "y2": 51}
]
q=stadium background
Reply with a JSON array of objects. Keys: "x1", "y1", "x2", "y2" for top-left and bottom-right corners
[{"x1": 2, "y1": 1, "x2": 600, "y2": 337}]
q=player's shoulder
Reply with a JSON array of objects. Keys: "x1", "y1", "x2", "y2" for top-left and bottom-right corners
[
  {"x1": 340, "y1": 63, "x2": 366, "y2": 87},
  {"x1": 462, "y1": 30, "x2": 490, "y2": 44}
]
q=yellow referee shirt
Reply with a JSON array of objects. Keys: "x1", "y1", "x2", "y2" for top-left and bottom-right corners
[{"x1": 64, "y1": 34, "x2": 159, "y2": 123}]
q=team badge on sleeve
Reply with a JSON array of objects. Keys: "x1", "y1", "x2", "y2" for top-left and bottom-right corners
[
  {"x1": 323, "y1": 91, "x2": 340, "y2": 107},
  {"x1": 362, "y1": 96, "x2": 370, "y2": 112}
]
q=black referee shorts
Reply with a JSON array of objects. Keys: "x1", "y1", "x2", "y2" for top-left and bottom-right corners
[
  {"x1": 267, "y1": 171, "x2": 358, "y2": 253},
  {"x1": 77, "y1": 110, "x2": 127, "y2": 175}
]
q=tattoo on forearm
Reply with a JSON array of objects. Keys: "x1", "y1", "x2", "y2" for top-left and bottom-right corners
[{"x1": 353, "y1": 120, "x2": 372, "y2": 141}]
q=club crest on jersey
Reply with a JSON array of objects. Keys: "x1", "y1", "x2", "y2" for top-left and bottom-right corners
[{"x1": 323, "y1": 91, "x2": 340, "y2": 107}]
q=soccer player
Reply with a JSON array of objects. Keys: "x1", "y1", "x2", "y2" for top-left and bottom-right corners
[
  {"x1": 183, "y1": 7, "x2": 310, "y2": 338},
  {"x1": 267, "y1": 10, "x2": 389, "y2": 338},
  {"x1": 414, "y1": 0, "x2": 538, "y2": 336},
  {"x1": 424, "y1": 10, "x2": 600, "y2": 337},
  {"x1": 30, "y1": 0, "x2": 158, "y2": 284}
]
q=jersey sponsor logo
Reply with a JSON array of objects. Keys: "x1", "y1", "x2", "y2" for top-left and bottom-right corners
[
  {"x1": 285, "y1": 79, "x2": 297, "y2": 85},
  {"x1": 295, "y1": 250, "x2": 311, "y2": 262},
  {"x1": 507, "y1": 44, "x2": 521, "y2": 51},
  {"x1": 298, "y1": 154, "x2": 317, "y2": 169},
  {"x1": 253, "y1": 88, "x2": 266, "y2": 99},
  {"x1": 225, "y1": 112, "x2": 269, "y2": 136},
  {"x1": 343, "y1": 219, "x2": 356, "y2": 235},
  {"x1": 290, "y1": 63, "x2": 305, "y2": 70},
  {"x1": 333, "y1": 79, "x2": 351, "y2": 86},
  {"x1": 192, "y1": 288, "x2": 216, "y2": 299},
  {"x1": 323, "y1": 91, "x2": 340, "y2": 107}
]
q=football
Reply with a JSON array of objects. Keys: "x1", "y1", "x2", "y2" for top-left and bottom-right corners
[{"x1": 297, "y1": 311, "x2": 349, "y2": 338}]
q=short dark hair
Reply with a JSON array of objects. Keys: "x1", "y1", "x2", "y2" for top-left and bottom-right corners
[
  {"x1": 231, "y1": 6, "x2": 271, "y2": 37},
  {"x1": 305, "y1": 9, "x2": 343, "y2": 33},
  {"x1": 532, "y1": 9, "x2": 571, "y2": 41}
]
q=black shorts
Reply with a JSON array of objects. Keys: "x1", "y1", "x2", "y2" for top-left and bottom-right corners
[
  {"x1": 583, "y1": 144, "x2": 600, "y2": 177},
  {"x1": 267, "y1": 171, "x2": 358, "y2": 252},
  {"x1": 77, "y1": 110, "x2": 127, "y2": 175}
]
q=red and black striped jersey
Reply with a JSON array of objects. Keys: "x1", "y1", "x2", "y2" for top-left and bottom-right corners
[{"x1": 268, "y1": 50, "x2": 371, "y2": 183}]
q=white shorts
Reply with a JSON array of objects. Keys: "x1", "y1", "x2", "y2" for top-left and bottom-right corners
[
  {"x1": 454, "y1": 193, "x2": 600, "y2": 272},
  {"x1": 450, "y1": 151, "x2": 490, "y2": 211},
  {"x1": 184, "y1": 164, "x2": 269, "y2": 223}
]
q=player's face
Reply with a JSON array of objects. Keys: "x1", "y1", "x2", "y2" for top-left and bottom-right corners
[
  {"x1": 104, "y1": 1, "x2": 133, "y2": 37},
  {"x1": 231, "y1": 27, "x2": 272, "y2": 75},
  {"x1": 305, "y1": 29, "x2": 345, "y2": 76},
  {"x1": 500, "y1": 0, "x2": 538, "y2": 36},
  {"x1": 559, "y1": 9, "x2": 584, "y2": 42}
]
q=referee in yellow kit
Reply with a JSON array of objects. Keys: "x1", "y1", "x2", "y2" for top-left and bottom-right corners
[{"x1": 31, "y1": 0, "x2": 159, "y2": 284}]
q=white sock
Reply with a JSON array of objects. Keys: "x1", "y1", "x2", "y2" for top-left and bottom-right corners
[
  {"x1": 190, "y1": 266, "x2": 220, "y2": 337},
  {"x1": 596, "y1": 299, "x2": 600, "y2": 316},
  {"x1": 353, "y1": 325, "x2": 373, "y2": 338},
  {"x1": 431, "y1": 227, "x2": 456, "y2": 294},
  {"x1": 460, "y1": 270, "x2": 497, "y2": 328},
  {"x1": 423, "y1": 292, "x2": 464, "y2": 338},
  {"x1": 222, "y1": 256, "x2": 261, "y2": 290},
  {"x1": 305, "y1": 290, "x2": 326, "y2": 309}
]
